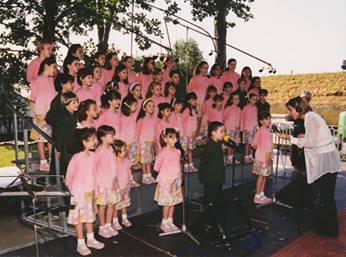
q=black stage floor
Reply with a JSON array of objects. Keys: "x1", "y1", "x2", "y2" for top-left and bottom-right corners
[{"x1": 2, "y1": 170, "x2": 346, "y2": 257}]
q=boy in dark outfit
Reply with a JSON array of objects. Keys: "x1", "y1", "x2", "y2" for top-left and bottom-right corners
[
  {"x1": 256, "y1": 89, "x2": 271, "y2": 115},
  {"x1": 199, "y1": 121, "x2": 226, "y2": 211}
]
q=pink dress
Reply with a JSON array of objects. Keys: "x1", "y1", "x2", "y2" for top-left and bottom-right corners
[
  {"x1": 182, "y1": 108, "x2": 198, "y2": 138},
  {"x1": 75, "y1": 87, "x2": 100, "y2": 106},
  {"x1": 136, "y1": 115, "x2": 156, "y2": 164},
  {"x1": 31, "y1": 75, "x2": 57, "y2": 116},
  {"x1": 119, "y1": 113, "x2": 137, "y2": 144},
  {"x1": 115, "y1": 158, "x2": 131, "y2": 209},
  {"x1": 224, "y1": 105, "x2": 242, "y2": 143},
  {"x1": 90, "y1": 81, "x2": 103, "y2": 104},
  {"x1": 127, "y1": 69, "x2": 138, "y2": 84},
  {"x1": 98, "y1": 109, "x2": 121, "y2": 138},
  {"x1": 164, "y1": 96, "x2": 174, "y2": 104},
  {"x1": 27, "y1": 57, "x2": 41, "y2": 83},
  {"x1": 162, "y1": 69, "x2": 171, "y2": 86},
  {"x1": 118, "y1": 81, "x2": 129, "y2": 99},
  {"x1": 251, "y1": 126, "x2": 273, "y2": 176},
  {"x1": 205, "y1": 108, "x2": 224, "y2": 123},
  {"x1": 153, "y1": 147, "x2": 183, "y2": 206},
  {"x1": 201, "y1": 99, "x2": 213, "y2": 115},
  {"x1": 80, "y1": 120, "x2": 98, "y2": 129},
  {"x1": 155, "y1": 119, "x2": 172, "y2": 144},
  {"x1": 134, "y1": 97, "x2": 143, "y2": 117},
  {"x1": 222, "y1": 94, "x2": 230, "y2": 107},
  {"x1": 101, "y1": 68, "x2": 114, "y2": 85},
  {"x1": 220, "y1": 71, "x2": 240, "y2": 91},
  {"x1": 187, "y1": 74, "x2": 209, "y2": 105},
  {"x1": 170, "y1": 111, "x2": 185, "y2": 138},
  {"x1": 151, "y1": 95, "x2": 165, "y2": 117},
  {"x1": 240, "y1": 104, "x2": 258, "y2": 144},
  {"x1": 137, "y1": 72, "x2": 153, "y2": 97},
  {"x1": 248, "y1": 88, "x2": 259, "y2": 97},
  {"x1": 209, "y1": 76, "x2": 223, "y2": 94}
]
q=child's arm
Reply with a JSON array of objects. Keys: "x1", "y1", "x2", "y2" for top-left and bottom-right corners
[
  {"x1": 251, "y1": 130, "x2": 259, "y2": 149},
  {"x1": 153, "y1": 152, "x2": 163, "y2": 173},
  {"x1": 65, "y1": 156, "x2": 77, "y2": 191}
]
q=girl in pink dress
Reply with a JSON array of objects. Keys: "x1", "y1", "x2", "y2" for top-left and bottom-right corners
[
  {"x1": 187, "y1": 61, "x2": 209, "y2": 107},
  {"x1": 224, "y1": 93, "x2": 242, "y2": 164},
  {"x1": 161, "y1": 56, "x2": 176, "y2": 86},
  {"x1": 222, "y1": 82, "x2": 233, "y2": 107},
  {"x1": 201, "y1": 85, "x2": 217, "y2": 116},
  {"x1": 220, "y1": 58, "x2": 240, "y2": 91},
  {"x1": 155, "y1": 103, "x2": 173, "y2": 149},
  {"x1": 248, "y1": 76, "x2": 261, "y2": 97},
  {"x1": 146, "y1": 81, "x2": 165, "y2": 117},
  {"x1": 90, "y1": 65, "x2": 104, "y2": 100},
  {"x1": 30, "y1": 56, "x2": 57, "y2": 171},
  {"x1": 27, "y1": 40, "x2": 54, "y2": 83},
  {"x1": 137, "y1": 57, "x2": 155, "y2": 97},
  {"x1": 182, "y1": 92, "x2": 198, "y2": 172},
  {"x1": 208, "y1": 63, "x2": 223, "y2": 94},
  {"x1": 75, "y1": 68, "x2": 100, "y2": 106},
  {"x1": 240, "y1": 66, "x2": 252, "y2": 92},
  {"x1": 251, "y1": 112, "x2": 273, "y2": 204},
  {"x1": 240, "y1": 93, "x2": 259, "y2": 163},
  {"x1": 164, "y1": 81, "x2": 177, "y2": 104},
  {"x1": 95, "y1": 52, "x2": 106, "y2": 68},
  {"x1": 170, "y1": 98, "x2": 186, "y2": 149},
  {"x1": 153, "y1": 67, "x2": 164, "y2": 87},
  {"x1": 119, "y1": 94, "x2": 138, "y2": 167},
  {"x1": 65, "y1": 128, "x2": 104, "y2": 256},
  {"x1": 201, "y1": 94, "x2": 224, "y2": 137},
  {"x1": 101, "y1": 52, "x2": 118, "y2": 85},
  {"x1": 122, "y1": 56, "x2": 138, "y2": 84},
  {"x1": 98, "y1": 91, "x2": 122, "y2": 138},
  {"x1": 136, "y1": 99, "x2": 157, "y2": 185},
  {"x1": 112, "y1": 140, "x2": 133, "y2": 230},
  {"x1": 154, "y1": 128, "x2": 183, "y2": 233},
  {"x1": 95, "y1": 125, "x2": 120, "y2": 239},
  {"x1": 77, "y1": 99, "x2": 99, "y2": 129},
  {"x1": 129, "y1": 82, "x2": 143, "y2": 117},
  {"x1": 63, "y1": 55, "x2": 80, "y2": 92},
  {"x1": 113, "y1": 64, "x2": 129, "y2": 100}
]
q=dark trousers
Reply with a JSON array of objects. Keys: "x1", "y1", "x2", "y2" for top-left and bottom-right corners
[
  {"x1": 203, "y1": 183, "x2": 226, "y2": 229},
  {"x1": 312, "y1": 172, "x2": 339, "y2": 237}
]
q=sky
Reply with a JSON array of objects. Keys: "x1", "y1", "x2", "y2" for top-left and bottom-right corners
[{"x1": 69, "y1": 0, "x2": 346, "y2": 75}]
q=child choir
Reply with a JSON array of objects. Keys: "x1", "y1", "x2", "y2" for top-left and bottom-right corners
[{"x1": 27, "y1": 40, "x2": 273, "y2": 256}]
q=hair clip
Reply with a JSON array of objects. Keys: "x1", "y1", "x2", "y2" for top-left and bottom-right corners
[{"x1": 123, "y1": 102, "x2": 130, "y2": 108}]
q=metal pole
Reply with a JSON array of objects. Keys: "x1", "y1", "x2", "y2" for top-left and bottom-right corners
[
  {"x1": 23, "y1": 129, "x2": 30, "y2": 173},
  {"x1": 130, "y1": 0, "x2": 134, "y2": 56},
  {"x1": 13, "y1": 112, "x2": 19, "y2": 161}
]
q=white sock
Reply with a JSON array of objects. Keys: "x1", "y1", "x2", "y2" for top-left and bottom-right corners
[
  {"x1": 48, "y1": 157, "x2": 51, "y2": 163},
  {"x1": 113, "y1": 218, "x2": 119, "y2": 224},
  {"x1": 167, "y1": 218, "x2": 173, "y2": 224},
  {"x1": 99, "y1": 225, "x2": 106, "y2": 231},
  {"x1": 86, "y1": 233, "x2": 94, "y2": 241},
  {"x1": 162, "y1": 219, "x2": 168, "y2": 225},
  {"x1": 77, "y1": 239, "x2": 85, "y2": 246},
  {"x1": 228, "y1": 155, "x2": 233, "y2": 160},
  {"x1": 122, "y1": 214, "x2": 127, "y2": 220},
  {"x1": 255, "y1": 193, "x2": 261, "y2": 197},
  {"x1": 105, "y1": 223, "x2": 111, "y2": 228},
  {"x1": 40, "y1": 159, "x2": 47, "y2": 165},
  {"x1": 260, "y1": 192, "x2": 265, "y2": 196}
]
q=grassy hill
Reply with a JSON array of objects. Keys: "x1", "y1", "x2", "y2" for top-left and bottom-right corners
[{"x1": 261, "y1": 72, "x2": 346, "y2": 124}]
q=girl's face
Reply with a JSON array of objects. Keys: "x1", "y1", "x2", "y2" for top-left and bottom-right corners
[
  {"x1": 189, "y1": 98, "x2": 197, "y2": 107},
  {"x1": 260, "y1": 116, "x2": 271, "y2": 128},
  {"x1": 239, "y1": 82, "x2": 247, "y2": 90},
  {"x1": 124, "y1": 58, "x2": 134, "y2": 69},
  {"x1": 165, "y1": 58, "x2": 176, "y2": 70},
  {"x1": 68, "y1": 60, "x2": 80, "y2": 75},
  {"x1": 199, "y1": 64, "x2": 209, "y2": 76},
  {"x1": 103, "y1": 133, "x2": 115, "y2": 145},
  {"x1": 97, "y1": 55, "x2": 106, "y2": 66},
  {"x1": 168, "y1": 85, "x2": 176, "y2": 97},
  {"x1": 118, "y1": 69, "x2": 128, "y2": 81},
  {"x1": 132, "y1": 86, "x2": 142, "y2": 98},
  {"x1": 215, "y1": 100, "x2": 223, "y2": 109},
  {"x1": 288, "y1": 106, "x2": 300, "y2": 120},
  {"x1": 147, "y1": 59, "x2": 155, "y2": 71},
  {"x1": 83, "y1": 135, "x2": 97, "y2": 151},
  {"x1": 74, "y1": 47, "x2": 84, "y2": 60},
  {"x1": 66, "y1": 99, "x2": 79, "y2": 112},
  {"x1": 161, "y1": 108, "x2": 172, "y2": 119},
  {"x1": 228, "y1": 61, "x2": 236, "y2": 71},
  {"x1": 232, "y1": 95, "x2": 240, "y2": 106},
  {"x1": 110, "y1": 55, "x2": 119, "y2": 67},
  {"x1": 87, "y1": 104, "x2": 98, "y2": 118},
  {"x1": 213, "y1": 65, "x2": 222, "y2": 77},
  {"x1": 174, "y1": 103, "x2": 183, "y2": 113},
  {"x1": 211, "y1": 126, "x2": 225, "y2": 141},
  {"x1": 144, "y1": 101, "x2": 155, "y2": 115},
  {"x1": 62, "y1": 81, "x2": 74, "y2": 92},
  {"x1": 129, "y1": 101, "x2": 138, "y2": 113},
  {"x1": 41, "y1": 43, "x2": 54, "y2": 58},
  {"x1": 254, "y1": 78, "x2": 261, "y2": 88},
  {"x1": 93, "y1": 67, "x2": 102, "y2": 80},
  {"x1": 46, "y1": 63, "x2": 57, "y2": 77},
  {"x1": 242, "y1": 68, "x2": 251, "y2": 78},
  {"x1": 249, "y1": 96, "x2": 258, "y2": 106},
  {"x1": 209, "y1": 90, "x2": 217, "y2": 99},
  {"x1": 164, "y1": 134, "x2": 177, "y2": 148},
  {"x1": 223, "y1": 86, "x2": 232, "y2": 95},
  {"x1": 153, "y1": 71, "x2": 163, "y2": 82},
  {"x1": 152, "y1": 85, "x2": 162, "y2": 97},
  {"x1": 118, "y1": 146, "x2": 127, "y2": 159},
  {"x1": 171, "y1": 73, "x2": 180, "y2": 84},
  {"x1": 81, "y1": 75, "x2": 93, "y2": 87},
  {"x1": 109, "y1": 98, "x2": 121, "y2": 109}
]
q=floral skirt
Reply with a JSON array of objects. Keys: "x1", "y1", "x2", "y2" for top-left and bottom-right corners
[
  {"x1": 138, "y1": 141, "x2": 155, "y2": 164},
  {"x1": 126, "y1": 142, "x2": 138, "y2": 164},
  {"x1": 30, "y1": 115, "x2": 52, "y2": 142},
  {"x1": 186, "y1": 137, "x2": 197, "y2": 151},
  {"x1": 227, "y1": 129, "x2": 241, "y2": 144},
  {"x1": 242, "y1": 128, "x2": 257, "y2": 145},
  {"x1": 252, "y1": 154, "x2": 272, "y2": 177},
  {"x1": 115, "y1": 188, "x2": 131, "y2": 210},
  {"x1": 67, "y1": 192, "x2": 96, "y2": 225},
  {"x1": 95, "y1": 185, "x2": 121, "y2": 206},
  {"x1": 154, "y1": 179, "x2": 183, "y2": 206}
]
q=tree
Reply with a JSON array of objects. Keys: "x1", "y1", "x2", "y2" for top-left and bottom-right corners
[
  {"x1": 173, "y1": 39, "x2": 203, "y2": 85},
  {"x1": 186, "y1": 0, "x2": 254, "y2": 70}
]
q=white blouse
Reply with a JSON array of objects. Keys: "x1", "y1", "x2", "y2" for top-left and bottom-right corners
[{"x1": 291, "y1": 112, "x2": 341, "y2": 184}]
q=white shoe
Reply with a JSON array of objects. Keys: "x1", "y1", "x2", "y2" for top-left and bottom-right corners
[
  {"x1": 122, "y1": 219, "x2": 132, "y2": 227},
  {"x1": 168, "y1": 222, "x2": 180, "y2": 232},
  {"x1": 76, "y1": 244, "x2": 91, "y2": 256},
  {"x1": 112, "y1": 222, "x2": 123, "y2": 231},
  {"x1": 86, "y1": 239, "x2": 105, "y2": 250},
  {"x1": 98, "y1": 227, "x2": 112, "y2": 238},
  {"x1": 107, "y1": 226, "x2": 119, "y2": 236},
  {"x1": 39, "y1": 162, "x2": 50, "y2": 172}
]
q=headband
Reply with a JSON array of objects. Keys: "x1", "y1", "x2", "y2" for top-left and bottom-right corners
[
  {"x1": 142, "y1": 98, "x2": 152, "y2": 110},
  {"x1": 129, "y1": 82, "x2": 140, "y2": 92}
]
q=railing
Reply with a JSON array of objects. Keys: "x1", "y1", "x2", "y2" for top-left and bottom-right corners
[{"x1": 2, "y1": 95, "x2": 70, "y2": 234}]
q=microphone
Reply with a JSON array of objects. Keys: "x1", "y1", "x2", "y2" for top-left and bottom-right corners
[{"x1": 223, "y1": 135, "x2": 238, "y2": 148}]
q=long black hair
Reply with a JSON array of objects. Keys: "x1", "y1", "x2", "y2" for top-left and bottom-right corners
[
  {"x1": 38, "y1": 56, "x2": 56, "y2": 75},
  {"x1": 77, "y1": 99, "x2": 97, "y2": 122},
  {"x1": 101, "y1": 90, "x2": 121, "y2": 109},
  {"x1": 63, "y1": 55, "x2": 79, "y2": 74},
  {"x1": 112, "y1": 63, "x2": 129, "y2": 84},
  {"x1": 68, "y1": 127, "x2": 96, "y2": 155},
  {"x1": 164, "y1": 81, "x2": 176, "y2": 97},
  {"x1": 183, "y1": 92, "x2": 197, "y2": 116}
]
